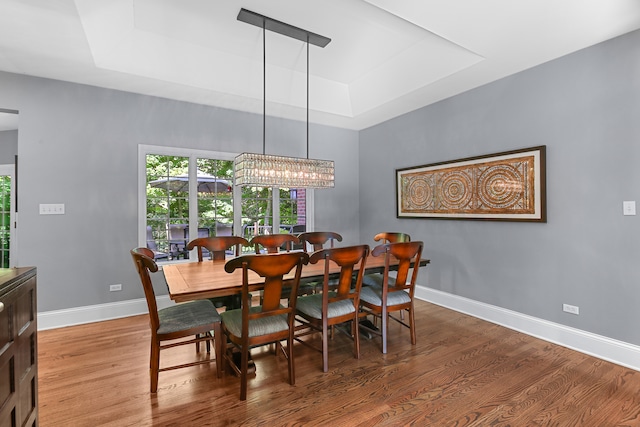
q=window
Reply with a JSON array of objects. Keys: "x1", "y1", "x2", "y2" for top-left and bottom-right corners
[
  {"x1": 280, "y1": 188, "x2": 306, "y2": 231},
  {"x1": 240, "y1": 186, "x2": 273, "y2": 239},
  {"x1": 138, "y1": 145, "x2": 312, "y2": 262},
  {"x1": 0, "y1": 166, "x2": 13, "y2": 268},
  {"x1": 239, "y1": 186, "x2": 308, "y2": 239}
]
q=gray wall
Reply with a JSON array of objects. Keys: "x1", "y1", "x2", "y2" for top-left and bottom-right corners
[
  {"x1": 0, "y1": 71, "x2": 359, "y2": 312},
  {"x1": 0, "y1": 130, "x2": 17, "y2": 164},
  {"x1": 3, "y1": 26, "x2": 639, "y2": 347},
  {"x1": 359, "y1": 29, "x2": 640, "y2": 345}
]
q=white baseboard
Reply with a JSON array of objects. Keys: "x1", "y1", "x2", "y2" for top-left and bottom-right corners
[
  {"x1": 37, "y1": 296, "x2": 173, "y2": 331},
  {"x1": 415, "y1": 286, "x2": 640, "y2": 372}
]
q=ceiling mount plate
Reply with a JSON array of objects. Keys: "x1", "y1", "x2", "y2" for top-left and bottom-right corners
[{"x1": 237, "y1": 8, "x2": 331, "y2": 48}]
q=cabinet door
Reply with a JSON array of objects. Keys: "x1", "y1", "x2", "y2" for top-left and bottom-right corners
[
  {"x1": 0, "y1": 284, "x2": 17, "y2": 427},
  {"x1": 0, "y1": 275, "x2": 37, "y2": 427},
  {"x1": 16, "y1": 277, "x2": 37, "y2": 427}
]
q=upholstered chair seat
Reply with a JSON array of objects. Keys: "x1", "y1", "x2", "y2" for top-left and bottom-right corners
[
  {"x1": 221, "y1": 306, "x2": 288, "y2": 338},
  {"x1": 359, "y1": 286, "x2": 409, "y2": 307},
  {"x1": 156, "y1": 300, "x2": 221, "y2": 335},
  {"x1": 296, "y1": 292, "x2": 357, "y2": 320}
]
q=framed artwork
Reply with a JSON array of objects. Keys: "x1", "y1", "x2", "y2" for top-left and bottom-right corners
[{"x1": 396, "y1": 146, "x2": 546, "y2": 222}]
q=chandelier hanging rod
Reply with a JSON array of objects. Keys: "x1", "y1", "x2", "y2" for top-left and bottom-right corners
[{"x1": 237, "y1": 8, "x2": 331, "y2": 48}]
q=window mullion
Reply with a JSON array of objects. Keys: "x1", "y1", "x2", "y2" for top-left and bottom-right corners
[
  {"x1": 233, "y1": 181, "x2": 242, "y2": 236},
  {"x1": 272, "y1": 188, "x2": 280, "y2": 234},
  {"x1": 188, "y1": 155, "x2": 198, "y2": 244},
  {"x1": 306, "y1": 188, "x2": 314, "y2": 232}
]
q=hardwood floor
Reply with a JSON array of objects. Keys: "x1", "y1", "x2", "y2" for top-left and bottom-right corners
[{"x1": 38, "y1": 300, "x2": 640, "y2": 426}]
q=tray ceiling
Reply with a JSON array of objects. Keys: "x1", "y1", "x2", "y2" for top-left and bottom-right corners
[{"x1": 0, "y1": 0, "x2": 639, "y2": 130}]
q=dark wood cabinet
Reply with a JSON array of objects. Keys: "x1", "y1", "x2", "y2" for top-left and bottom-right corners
[{"x1": 0, "y1": 267, "x2": 37, "y2": 427}]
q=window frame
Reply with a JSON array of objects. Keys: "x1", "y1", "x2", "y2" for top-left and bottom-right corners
[{"x1": 137, "y1": 144, "x2": 314, "y2": 261}]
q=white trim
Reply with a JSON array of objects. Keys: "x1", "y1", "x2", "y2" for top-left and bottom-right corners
[
  {"x1": 272, "y1": 188, "x2": 280, "y2": 231},
  {"x1": 306, "y1": 188, "x2": 315, "y2": 230},
  {"x1": 37, "y1": 296, "x2": 174, "y2": 331},
  {"x1": 415, "y1": 286, "x2": 640, "y2": 372}
]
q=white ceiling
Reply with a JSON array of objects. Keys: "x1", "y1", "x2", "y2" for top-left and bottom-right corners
[{"x1": 1, "y1": 0, "x2": 639, "y2": 130}]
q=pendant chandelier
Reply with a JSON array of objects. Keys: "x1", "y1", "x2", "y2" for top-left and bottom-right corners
[{"x1": 234, "y1": 8, "x2": 335, "y2": 189}]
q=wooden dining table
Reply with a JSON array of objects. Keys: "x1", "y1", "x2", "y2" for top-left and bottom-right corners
[{"x1": 163, "y1": 252, "x2": 430, "y2": 303}]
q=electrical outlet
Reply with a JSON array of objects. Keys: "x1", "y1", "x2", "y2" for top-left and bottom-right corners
[
  {"x1": 109, "y1": 284, "x2": 122, "y2": 292},
  {"x1": 623, "y1": 201, "x2": 636, "y2": 216},
  {"x1": 563, "y1": 303, "x2": 579, "y2": 315}
]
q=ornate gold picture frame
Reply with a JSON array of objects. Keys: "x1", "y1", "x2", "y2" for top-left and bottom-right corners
[{"x1": 396, "y1": 146, "x2": 546, "y2": 222}]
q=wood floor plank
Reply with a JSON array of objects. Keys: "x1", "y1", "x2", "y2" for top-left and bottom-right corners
[{"x1": 37, "y1": 301, "x2": 640, "y2": 426}]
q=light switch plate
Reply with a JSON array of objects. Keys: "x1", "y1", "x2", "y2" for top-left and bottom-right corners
[
  {"x1": 623, "y1": 201, "x2": 636, "y2": 216},
  {"x1": 39, "y1": 203, "x2": 65, "y2": 215}
]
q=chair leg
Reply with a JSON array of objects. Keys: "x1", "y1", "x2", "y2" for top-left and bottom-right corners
[
  {"x1": 322, "y1": 320, "x2": 329, "y2": 373},
  {"x1": 150, "y1": 339, "x2": 160, "y2": 393},
  {"x1": 381, "y1": 306, "x2": 388, "y2": 354},
  {"x1": 352, "y1": 316, "x2": 360, "y2": 360},
  {"x1": 213, "y1": 324, "x2": 222, "y2": 378},
  {"x1": 409, "y1": 305, "x2": 416, "y2": 345},
  {"x1": 288, "y1": 334, "x2": 296, "y2": 385},
  {"x1": 195, "y1": 333, "x2": 212, "y2": 354},
  {"x1": 240, "y1": 345, "x2": 249, "y2": 400}
]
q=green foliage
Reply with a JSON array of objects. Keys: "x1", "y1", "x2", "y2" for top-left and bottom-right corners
[
  {"x1": 146, "y1": 155, "x2": 236, "y2": 229},
  {"x1": 145, "y1": 154, "x2": 305, "y2": 250},
  {"x1": 0, "y1": 176, "x2": 11, "y2": 268}
]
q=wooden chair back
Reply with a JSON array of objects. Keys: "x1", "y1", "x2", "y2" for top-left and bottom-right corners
[
  {"x1": 249, "y1": 234, "x2": 300, "y2": 254},
  {"x1": 309, "y1": 244, "x2": 370, "y2": 307},
  {"x1": 225, "y1": 252, "x2": 309, "y2": 314},
  {"x1": 372, "y1": 241, "x2": 423, "y2": 294},
  {"x1": 297, "y1": 231, "x2": 343, "y2": 252},
  {"x1": 130, "y1": 248, "x2": 160, "y2": 331},
  {"x1": 186, "y1": 236, "x2": 248, "y2": 261},
  {"x1": 373, "y1": 232, "x2": 411, "y2": 244}
]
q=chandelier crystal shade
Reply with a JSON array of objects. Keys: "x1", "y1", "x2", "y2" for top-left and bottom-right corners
[
  {"x1": 234, "y1": 8, "x2": 334, "y2": 189},
  {"x1": 235, "y1": 153, "x2": 334, "y2": 188}
]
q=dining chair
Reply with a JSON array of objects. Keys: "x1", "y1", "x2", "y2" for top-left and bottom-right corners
[
  {"x1": 359, "y1": 241, "x2": 423, "y2": 354},
  {"x1": 168, "y1": 223, "x2": 189, "y2": 259},
  {"x1": 295, "y1": 245, "x2": 369, "y2": 372},
  {"x1": 363, "y1": 232, "x2": 411, "y2": 287},
  {"x1": 186, "y1": 235, "x2": 248, "y2": 261},
  {"x1": 186, "y1": 236, "x2": 249, "y2": 309},
  {"x1": 297, "y1": 231, "x2": 343, "y2": 292},
  {"x1": 249, "y1": 233, "x2": 300, "y2": 254},
  {"x1": 215, "y1": 222, "x2": 233, "y2": 237},
  {"x1": 221, "y1": 251, "x2": 310, "y2": 400},
  {"x1": 249, "y1": 234, "x2": 305, "y2": 301},
  {"x1": 297, "y1": 231, "x2": 342, "y2": 252},
  {"x1": 146, "y1": 225, "x2": 168, "y2": 260},
  {"x1": 130, "y1": 247, "x2": 222, "y2": 392},
  {"x1": 374, "y1": 232, "x2": 411, "y2": 244}
]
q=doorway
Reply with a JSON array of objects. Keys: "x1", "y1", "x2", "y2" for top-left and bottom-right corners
[{"x1": 0, "y1": 109, "x2": 18, "y2": 267}]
